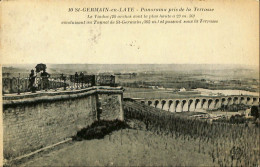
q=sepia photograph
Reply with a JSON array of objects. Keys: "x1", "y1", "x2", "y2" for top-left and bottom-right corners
[{"x1": 1, "y1": 0, "x2": 259, "y2": 166}]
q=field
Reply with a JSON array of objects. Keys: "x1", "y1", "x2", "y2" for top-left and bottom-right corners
[
  {"x1": 3, "y1": 64, "x2": 259, "y2": 92},
  {"x1": 124, "y1": 101, "x2": 260, "y2": 167},
  {"x1": 15, "y1": 127, "x2": 216, "y2": 167},
  {"x1": 11, "y1": 101, "x2": 259, "y2": 167},
  {"x1": 3, "y1": 64, "x2": 259, "y2": 166},
  {"x1": 123, "y1": 87, "x2": 259, "y2": 100},
  {"x1": 117, "y1": 71, "x2": 259, "y2": 92},
  {"x1": 123, "y1": 88, "x2": 206, "y2": 99}
]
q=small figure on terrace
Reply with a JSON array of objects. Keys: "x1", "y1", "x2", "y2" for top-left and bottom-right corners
[
  {"x1": 41, "y1": 69, "x2": 50, "y2": 90},
  {"x1": 75, "y1": 72, "x2": 79, "y2": 83},
  {"x1": 35, "y1": 63, "x2": 50, "y2": 90},
  {"x1": 28, "y1": 69, "x2": 36, "y2": 93},
  {"x1": 80, "y1": 72, "x2": 84, "y2": 81}
]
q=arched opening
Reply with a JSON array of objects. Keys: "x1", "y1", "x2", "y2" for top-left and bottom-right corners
[
  {"x1": 148, "y1": 101, "x2": 152, "y2": 106},
  {"x1": 227, "y1": 97, "x2": 232, "y2": 105},
  {"x1": 188, "y1": 99, "x2": 194, "y2": 111},
  {"x1": 208, "y1": 99, "x2": 213, "y2": 108},
  {"x1": 215, "y1": 99, "x2": 219, "y2": 108},
  {"x1": 175, "y1": 100, "x2": 181, "y2": 112},
  {"x1": 195, "y1": 99, "x2": 200, "y2": 109},
  {"x1": 221, "y1": 98, "x2": 226, "y2": 110},
  {"x1": 141, "y1": 101, "x2": 145, "y2": 104},
  {"x1": 182, "y1": 100, "x2": 187, "y2": 112},
  {"x1": 182, "y1": 100, "x2": 186, "y2": 106},
  {"x1": 247, "y1": 97, "x2": 251, "y2": 102},
  {"x1": 168, "y1": 100, "x2": 174, "y2": 112},
  {"x1": 161, "y1": 100, "x2": 166, "y2": 110},
  {"x1": 233, "y1": 97, "x2": 238, "y2": 104},
  {"x1": 175, "y1": 100, "x2": 180, "y2": 109},
  {"x1": 168, "y1": 100, "x2": 173, "y2": 108},
  {"x1": 154, "y1": 100, "x2": 159, "y2": 108},
  {"x1": 240, "y1": 97, "x2": 245, "y2": 104},
  {"x1": 202, "y1": 99, "x2": 207, "y2": 108}
]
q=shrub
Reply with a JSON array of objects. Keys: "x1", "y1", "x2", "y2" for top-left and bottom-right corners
[
  {"x1": 229, "y1": 115, "x2": 246, "y2": 124},
  {"x1": 72, "y1": 120, "x2": 129, "y2": 141},
  {"x1": 251, "y1": 106, "x2": 259, "y2": 119}
]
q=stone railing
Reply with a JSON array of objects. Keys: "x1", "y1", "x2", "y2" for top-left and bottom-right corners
[{"x1": 2, "y1": 74, "x2": 116, "y2": 94}]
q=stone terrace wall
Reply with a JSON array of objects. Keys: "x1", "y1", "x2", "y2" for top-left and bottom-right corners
[
  {"x1": 98, "y1": 94, "x2": 124, "y2": 121},
  {"x1": 2, "y1": 87, "x2": 124, "y2": 159}
]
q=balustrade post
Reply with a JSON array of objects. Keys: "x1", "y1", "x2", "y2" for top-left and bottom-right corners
[
  {"x1": 76, "y1": 76, "x2": 79, "y2": 90},
  {"x1": 69, "y1": 75, "x2": 74, "y2": 90},
  {"x1": 63, "y1": 76, "x2": 67, "y2": 90},
  {"x1": 54, "y1": 77, "x2": 57, "y2": 91},
  {"x1": 44, "y1": 76, "x2": 48, "y2": 92},
  {"x1": 81, "y1": 76, "x2": 84, "y2": 89},
  {"x1": 17, "y1": 73, "x2": 21, "y2": 95},
  {"x1": 61, "y1": 74, "x2": 67, "y2": 90}
]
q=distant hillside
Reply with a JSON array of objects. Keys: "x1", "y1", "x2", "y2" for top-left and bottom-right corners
[{"x1": 2, "y1": 64, "x2": 259, "y2": 79}]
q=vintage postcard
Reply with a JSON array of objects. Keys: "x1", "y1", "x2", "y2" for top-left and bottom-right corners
[{"x1": 0, "y1": 0, "x2": 259, "y2": 166}]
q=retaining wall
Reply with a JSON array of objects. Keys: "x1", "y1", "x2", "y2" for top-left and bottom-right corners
[{"x1": 2, "y1": 87, "x2": 124, "y2": 159}]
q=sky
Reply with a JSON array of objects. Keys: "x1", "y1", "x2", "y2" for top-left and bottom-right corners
[{"x1": 1, "y1": 0, "x2": 259, "y2": 66}]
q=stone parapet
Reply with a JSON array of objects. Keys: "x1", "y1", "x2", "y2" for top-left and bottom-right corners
[{"x1": 2, "y1": 86, "x2": 124, "y2": 160}]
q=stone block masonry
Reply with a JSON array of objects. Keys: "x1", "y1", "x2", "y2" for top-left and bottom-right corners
[
  {"x1": 98, "y1": 94, "x2": 124, "y2": 121},
  {"x1": 2, "y1": 86, "x2": 124, "y2": 159}
]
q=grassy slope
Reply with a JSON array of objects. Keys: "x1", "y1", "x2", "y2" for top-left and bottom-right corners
[{"x1": 18, "y1": 128, "x2": 216, "y2": 167}]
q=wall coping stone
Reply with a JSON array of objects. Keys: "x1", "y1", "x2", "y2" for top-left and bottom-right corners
[{"x1": 3, "y1": 86, "x2": 124, "y2": 107}]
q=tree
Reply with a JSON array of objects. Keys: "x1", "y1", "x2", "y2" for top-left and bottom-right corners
[
  {"x1": 35, "y1": 63, "x2": 47, "y2": 73},
  {"x1": 251, "y1": 106, "x2": 259, "y2": 119}
]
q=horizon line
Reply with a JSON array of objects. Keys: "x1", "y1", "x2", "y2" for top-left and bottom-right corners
[{"x1": 2, "y1": 63, "x2": 258, "y2": 66}]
